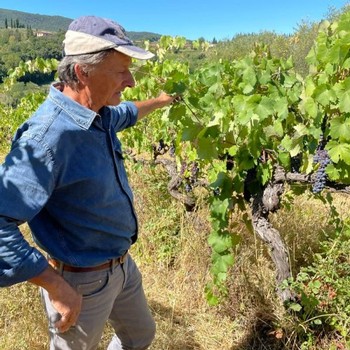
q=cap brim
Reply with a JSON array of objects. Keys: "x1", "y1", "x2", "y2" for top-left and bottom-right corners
[{"x1": 114, "y1": 45, "x2": 154, "y2": 60}]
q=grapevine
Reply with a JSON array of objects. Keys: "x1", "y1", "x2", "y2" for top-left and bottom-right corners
[
  {"x1": 122, "y1": 14, "x2": 350, "y2": 304},
  {"x1": 4, "y1": 14, "x2": 350, "y2": 307}
]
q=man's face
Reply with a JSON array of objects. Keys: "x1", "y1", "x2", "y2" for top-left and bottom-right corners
[{"x1": 85, "y1": 51, "x2": 135, "y2": 110}]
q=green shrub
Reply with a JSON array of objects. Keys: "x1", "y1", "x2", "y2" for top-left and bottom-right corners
[
  {"x1": 0, "y1": 90, "x2": 45, "y2": 151},
  {"x1": 286, "y1": 222, "x2": 350, "y2": 347}
]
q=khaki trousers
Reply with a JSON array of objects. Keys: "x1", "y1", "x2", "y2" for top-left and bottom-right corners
[{"x1": 41, "y1": 254, "x2": 155, "y2": 350}]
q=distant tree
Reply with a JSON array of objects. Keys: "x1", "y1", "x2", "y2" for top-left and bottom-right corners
[
  {"x1": 212, "y1": 37, "x2": 217, "y2": 44},
  {"x1": 13, "y1": 29, "x2": 21, "y2": 43},
  {"x1": 0, "y1": 30, "x2": 10, "y2": 45},
  {"x1": 4, "y1": 18, "x2": 8, "y2": 29},
  {"x1": 288, "y1": 20, "x2": 319, "y2": 76},
  {"x1": 0, "y1": 56, "x2": 7, "y2": 82},
  {"x1": 26, "y1": 25, "x2": 34, "y2": 38},
  {"x1": 1, "y1": 52, "x2": 21, "y2": 72}
]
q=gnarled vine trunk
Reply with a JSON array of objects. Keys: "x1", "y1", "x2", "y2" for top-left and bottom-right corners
[{"x1": 251, "y1": 182, "x2": 293, "y2": 302}]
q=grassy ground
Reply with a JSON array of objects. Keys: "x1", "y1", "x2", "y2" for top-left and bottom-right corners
[{"x1": 0, "y1": 154, "x2": 349, "y2": 349}]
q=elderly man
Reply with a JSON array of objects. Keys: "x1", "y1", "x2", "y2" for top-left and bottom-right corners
[{"x1": 0, "y1": 15, "x2": 175, "y2": 350}]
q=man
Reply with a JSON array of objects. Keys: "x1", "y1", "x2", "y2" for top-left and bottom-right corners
[{"x1": 0, "y1": 15, "x2": 175, "y2": 350}]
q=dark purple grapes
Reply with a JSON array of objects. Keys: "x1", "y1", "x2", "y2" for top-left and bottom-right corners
[
  {"x1": 185, "y1": 183, "x2": 192, "y2": 192},
  {"x1": 291, "y1": 154, "x2": 302, "y2": 173},
  {"x1": 312, "y1": 149, "x2": 331, "y2": 194},
  {"x1": 213, "y1": 188, "x2": 220, "y2": 196},
  {"x1": 190, "y1": 162, "x2": 199, "y2": 184},
  {"x1": 157, "y1": 139, "x2": 165, "y2": 152}
]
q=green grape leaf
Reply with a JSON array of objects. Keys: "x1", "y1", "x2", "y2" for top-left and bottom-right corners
[
  {"x1": 168, "y1": 103, "x2": 186, "y2": 122},
  {"x1": 290, "y1": 140, "x2": 302, "y2": 157},
  {"x1": 207, "y1": 111, "x2": 224, "y2": 127},
  {"x1": 210, "y1": 197, "x2": 229, "y2": 222},
  {"x1": 196, "y1": 137, "x2": 218, "y2": 159},
  {"x1": 258, "y1": 162, "x2": 273, "y2": 185},
  {"x1": 299, "y1": 97, "x2": 318, "y2": 118},
  {"x1": 205, "y1": 285, "x2": 219, "y2": 306},
  {"x1": 329, "y1": 117, "x2": 350, "y2": 142},
  {"x1": 181, "y1": 125, "x2": 199, "y2": 141},
  {"x1": 278, "y1": 152, "x2": 290, "y2": 168},
  {"x1": 255, "y1": 96, "x2": 275, "y2": 121},
  {"x1": 210, "y1": 252, "x2": 235, "y2": 275},
  {"x1": 326, "y1": 161, "x2": 350, "y2": 184},
  {"x1": 210, "y1": 172, "x2": 234, "y2": 199},
  {"x1": 208, "y1": 231, "x2": 239, "y2": 254},
  {"x1": 263, "y1": 121, "x2": 283, "y2": 138},
  {"x1": 334, "y1": 77, "x2": 350, "y2": 113},
  {"x1": 274, "y1": 97, "x2": 289, "y2": 119},
  {"x1": 326, "y1": 141, "x2": 350, "y2": 164},
  {"x1": 242, "y1": 66, "x2": 257, "y2": 86},
  {"x1": 339, "y1": 89, "x2": 350, "y2": 113},
  {"x1": 294, "y1": 123, "x2": 309, "y2": 137},
  {"x1": 313, "y1": 84, "x2": 337, "y2": 106},
  {"x1": 326, "y1": 163, "x2": 341, "y2": 181}
]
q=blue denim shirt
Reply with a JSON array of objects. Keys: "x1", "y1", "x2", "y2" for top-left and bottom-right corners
[{"x1": 0, "y1": 83, "x2": 139, "y2": 286}]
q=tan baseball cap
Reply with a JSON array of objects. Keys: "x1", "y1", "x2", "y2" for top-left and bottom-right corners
[{"x1": 63, "y1": 16, "x2": 154, "y2": 60}]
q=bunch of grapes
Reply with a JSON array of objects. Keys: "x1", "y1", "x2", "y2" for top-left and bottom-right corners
[
  {"x1": 184, "y1": 183, "x2": 192, "y2": 193},
  {"x1": 243, "y1": 167, "x2": 259, "y2": 201},
  {"x1": 291, "y1": 154, "x2": 302, "y2": 173},
  {"x1": 157, "y1": 139, "x2": 166, "y2": 152},
  {"x1": 226, "y1": 154, "x2": 234, "y2": 171},
  {"x1": 179, "y1": 161, "x2": 187, "y2": 177},
  {"x1": 152, "y1": 139, "x2": 170, "y2": 159},
  {"x1": 312, "y1": 149, "x2": 331, "y2": 194},
  {"x1": 212, "y1": 187, "x2": 221, "y2": 196},
  {"x1": 190, "y1": 162, "x2": 199, "y2": 182},
  {"x1": 181, "y1": 161, "x2": 200, "y2": 193}
]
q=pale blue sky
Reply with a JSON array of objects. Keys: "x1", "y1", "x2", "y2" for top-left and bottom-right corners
[{"x1": 0, "y1": 0, "x2": 349, "y2": 40}]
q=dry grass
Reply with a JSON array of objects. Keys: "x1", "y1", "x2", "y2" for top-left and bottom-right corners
[
  {"x1": 0, "y1": 224, "x2": 49, "y2": 350},
  {"x1": 0, "y1": 159, "x2": 350, "y2": 349}
]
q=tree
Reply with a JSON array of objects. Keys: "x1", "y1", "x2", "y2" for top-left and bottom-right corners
[{"x1": 26, "y1": 25, "x2": 34, "y2": 38}]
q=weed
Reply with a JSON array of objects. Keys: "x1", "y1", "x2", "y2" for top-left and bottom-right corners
[{"x1": 284, "y1": 221, "x2": 350, "y2": 348}]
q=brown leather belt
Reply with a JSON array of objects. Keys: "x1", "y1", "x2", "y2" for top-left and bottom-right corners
[{"x1": 48, "y1": 252, "x2": 128, "y2": 273}]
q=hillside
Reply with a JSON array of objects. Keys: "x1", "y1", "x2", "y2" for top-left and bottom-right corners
[
  {"x1": 0, "y1": 8, "x2": 162, "y2": 41},
  {"x1": 0, "y1": 8, "x2": 71, "y2": 31}
]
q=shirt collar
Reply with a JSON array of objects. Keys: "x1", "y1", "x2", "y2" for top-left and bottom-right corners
[{"x1": 48, "y1": 83, "x2": 98, "y2": 129}]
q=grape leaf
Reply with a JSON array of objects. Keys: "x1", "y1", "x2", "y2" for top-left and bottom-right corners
[
  {"x1": 329, "y1": 117, "x2": 350, "y2": 142},
  {"x1": 326, "y1": 141, "x2": 350, "y2": 164}
]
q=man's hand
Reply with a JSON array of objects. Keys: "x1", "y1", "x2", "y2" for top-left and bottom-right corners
[
  {"x1": 134, "y1": 91, "x2": 181, "y2": 120},
  {"x1": 49, "y1": 279, "x2": 82, "y2": 332},
  {"x1": 29, "y1": 265, "x2": 82, "y2": 333},
  {"x1": 156, "y1": 91, "x2": 180, "y2": 106}
]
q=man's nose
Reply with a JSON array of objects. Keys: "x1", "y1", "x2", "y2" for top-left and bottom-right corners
[{"x1": 126, "y1": 72, "x2": 135, "y2": 88}]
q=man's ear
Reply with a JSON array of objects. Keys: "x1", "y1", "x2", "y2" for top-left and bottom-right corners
[{"x1": 74, "y1": 64, "x2": 89, "y2": 83}]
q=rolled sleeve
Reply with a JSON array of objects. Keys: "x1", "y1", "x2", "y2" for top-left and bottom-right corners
[
  {"x1": 0, "y1": 216, "x2": 48, "y2": 287},
  {"x1": 0, "y1": 137, "x2": 54, "y2": 286},
  {"x1": 110, "y1": 102, "x2": 138, "y2": 132}
]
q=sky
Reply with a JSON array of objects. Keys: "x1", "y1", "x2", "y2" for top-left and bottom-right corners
[{"x1": 0, "y1": 0, "x2": 349, "y2": 40}]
